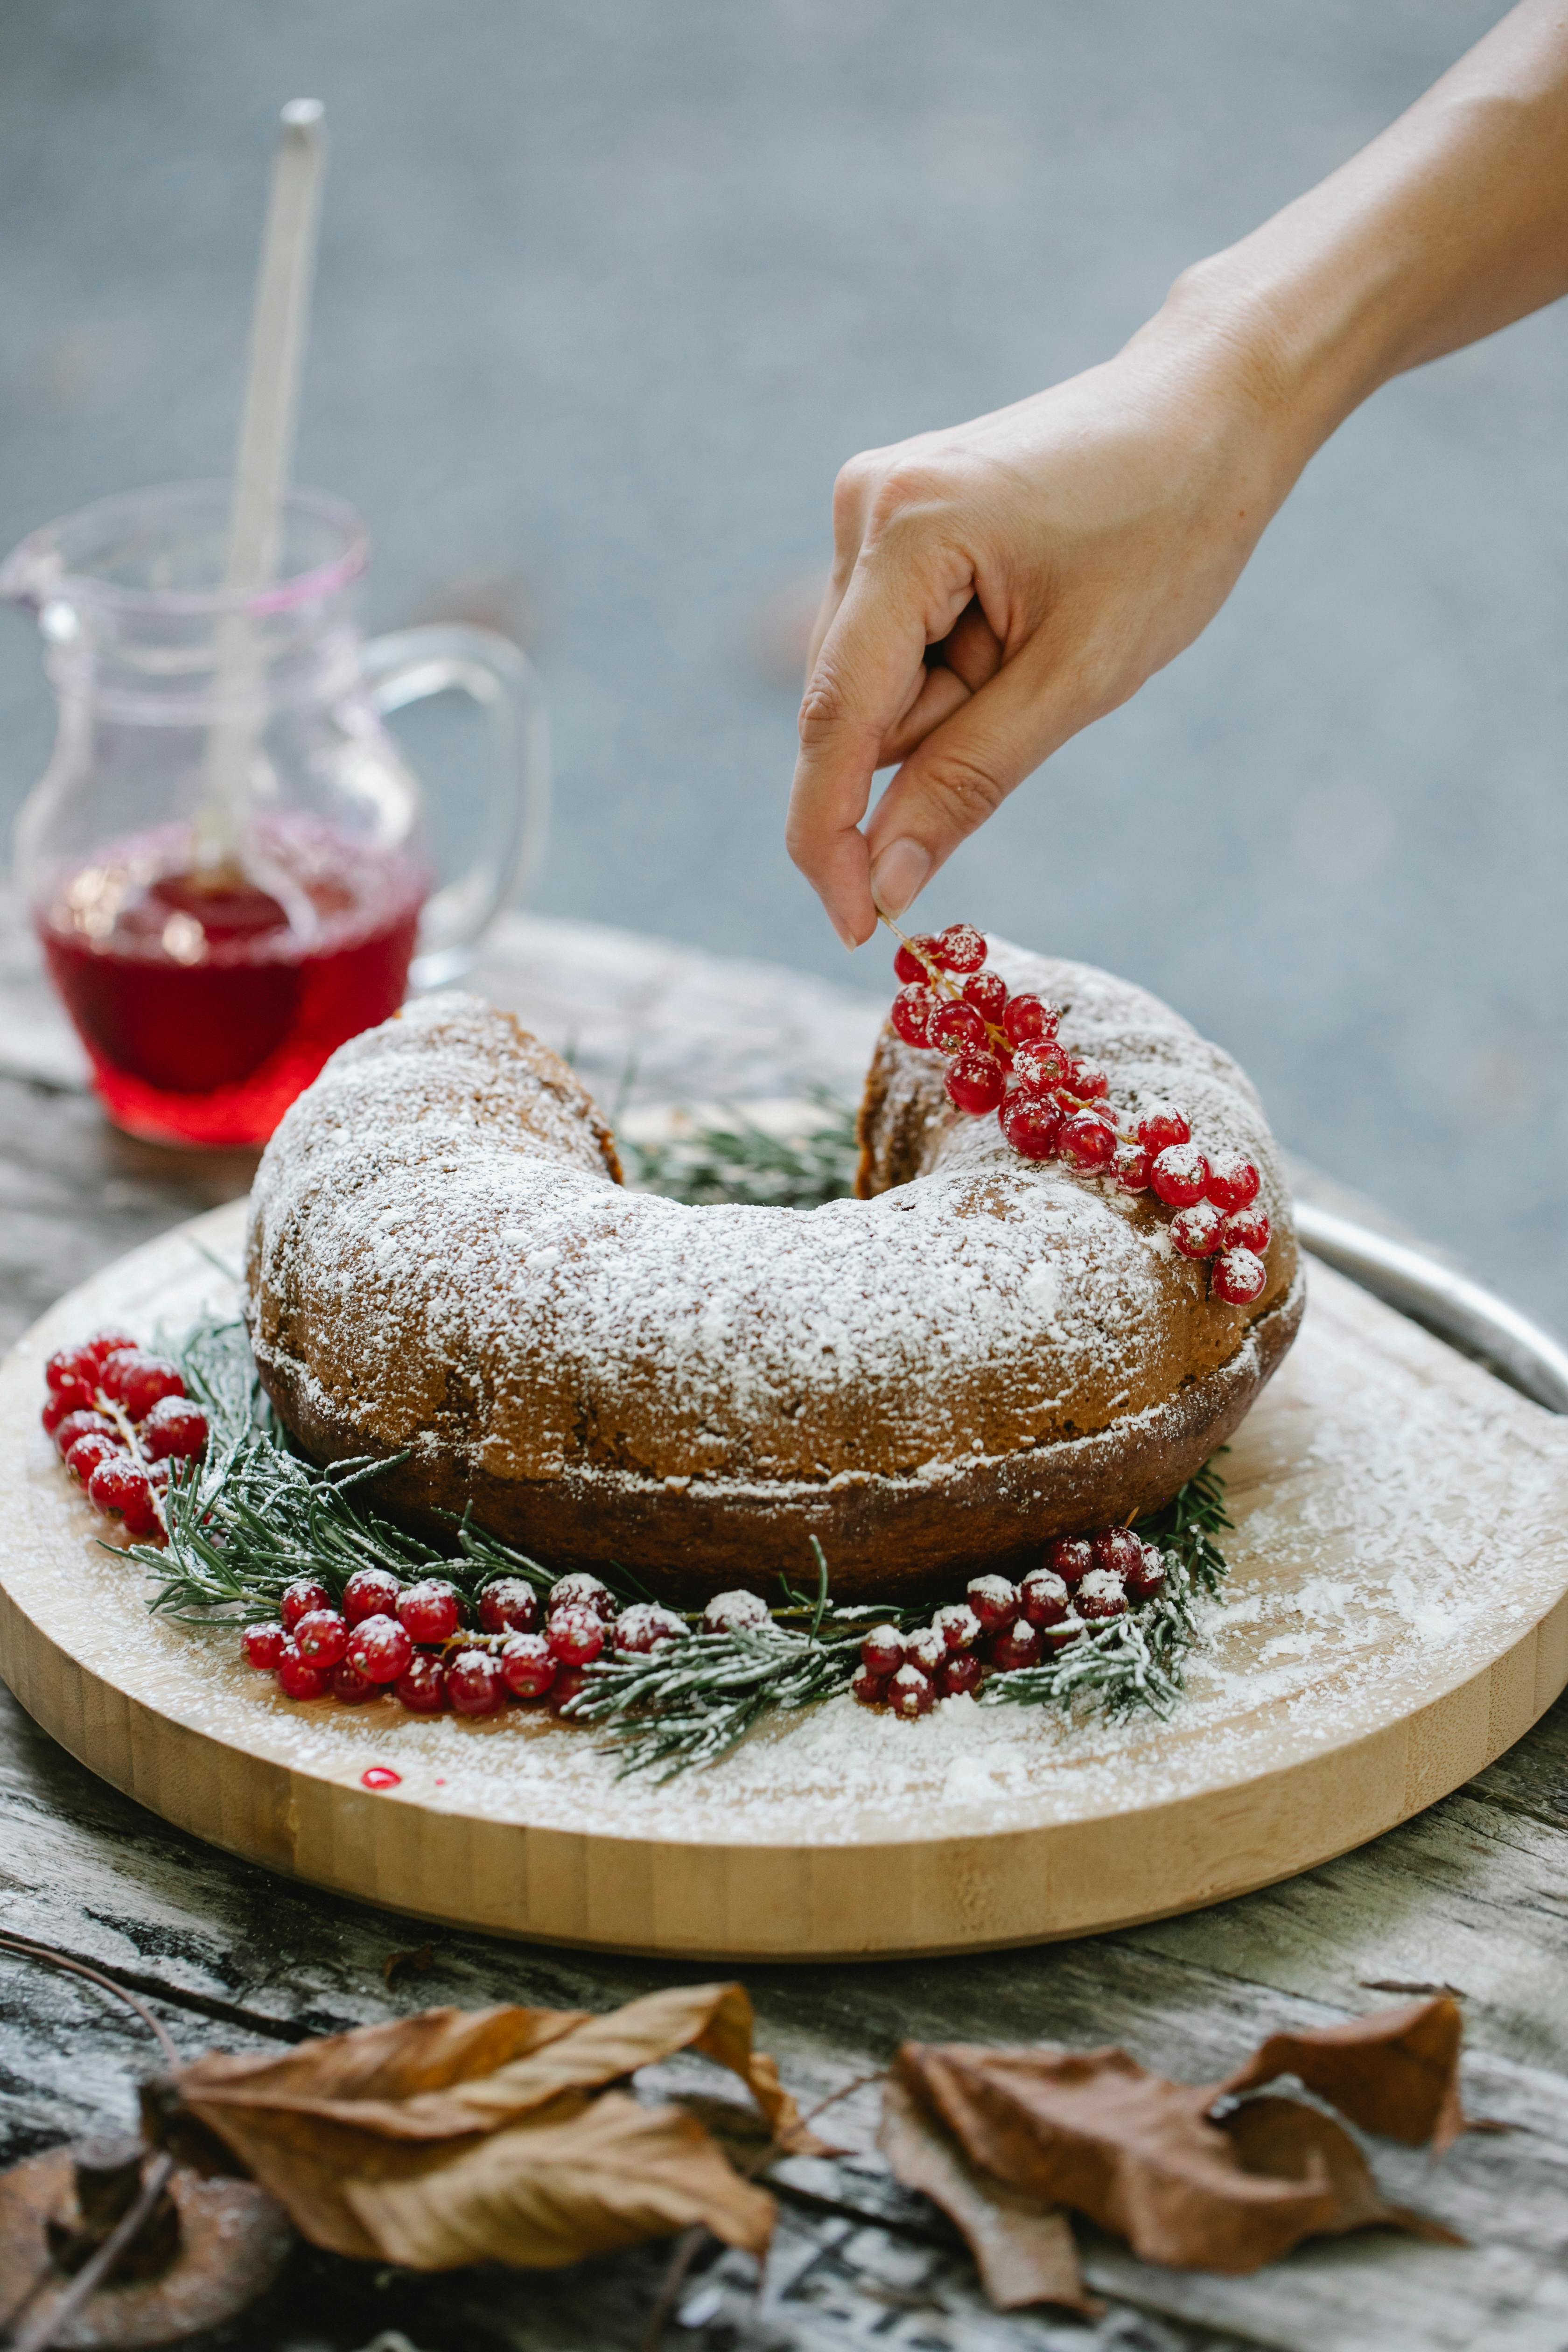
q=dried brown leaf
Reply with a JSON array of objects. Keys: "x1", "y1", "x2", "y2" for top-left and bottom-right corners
[
  {"x1": 1218, "y1": 2096, "x2": 1464, "y2": 2247},
  {"x1": 1214, "y1": 1999, "x2": 1468, "y2": 2153},
  {"x1": 878, "y1": 2075, "x2": 1099, "y2": 2314}
]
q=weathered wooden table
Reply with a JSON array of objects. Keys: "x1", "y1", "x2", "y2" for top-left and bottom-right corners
[{"x1": 2, "y1": 927, "x2": 1566, "y2": 2352}]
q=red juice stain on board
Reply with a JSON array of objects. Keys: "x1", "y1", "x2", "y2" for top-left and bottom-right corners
[{"x1": 361, "y1": 1766, "x2": 402, "y2": 1791}]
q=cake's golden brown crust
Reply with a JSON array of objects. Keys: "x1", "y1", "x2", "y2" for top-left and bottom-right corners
[{"x1": 245, "y1": 951, "x2": 1301, "y2": 1603}]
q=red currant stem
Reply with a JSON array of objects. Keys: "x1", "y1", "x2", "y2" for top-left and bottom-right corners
[
  {"x1": 98, "y1": 1393, "x2": 168, "y2": 1534},
  {"x1": 876, "y1": 914, "x2": 1013, "y2": 1058}
]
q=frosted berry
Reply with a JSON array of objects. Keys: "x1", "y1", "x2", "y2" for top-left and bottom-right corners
[
  {"x1": 1077, "y1": 1568, "x2": 1128, "y2": 1621},
  {"x1": 1019, "y1": 1568, "x2": 1070, "y2": 1628},
  {"x1": 851, "y1": 1663, "x2": 888, "y2": 1708},
  {"x1": 242, "y1": 1622, "x2": 287, "y2": 1672},
  {"x1": 1150, "y1": 1142, "x2": 1209, "y2": 1207},
  {"x1": 891, "y1": 983, "x2": 936, "y2": 1048},
  {"x1": 46, "y1": 1344, "x2": 100, "y2": 1395},
  {"x1": 88, "y1": 1456, "x2": 160, "y2": 1538},
  {"x1": 999, "y1": 1093, "x2": 1061, "y2": 1161},
  {"x1": 549, "y1": 1573, "x2": 617, "y2": 1621},
  {"x1": 99, "y1": 1350, "x2": 185, "y2": 1421},
  {"x1": 702, "y1": 1589, "x2": 773, "y2": 1635},
  {"x1": 140, "y1": 1396, "x2": 209, "y2": 1462},
  {"x1": 860, "y1": 1623, "x2": 906, "y2": 1675},
  {"x1": 1060, "y1": 1110, "x2": 1116, "y2": 1171},
  {"x1": 1011, "y1": 1038, "x2": 1071, "y2": 1093},
  {"x1": 396, "y1": 1653, "x2": 449, "y2": 1713},
  {"x1": 1212, "y1": 1246, "x2": 1267, "y2": 1305},
  {"x1": 888, "y1": 1663, "x2": 935, "y2": 1717},
  {"x1": 930, "y1": 1000, "x2": 987, "y2": 1055},
  {"x1": 1220, "y1": 1205, "x2": 1270, "y2": 1256},
  {"x1": 1138, "y1": 1104, "x2": 1190, "y2": 1156},
  {"x1": 1092, "y1": 1527, "x2": 1144, "y2": 1582},
  {"x1": 1066, "y1": 1056, "x2": 1110, "y2": 1101},
  {"x1": 84, "y1": 1329, "x2": 138, "y2": 1367},
  {"x1": 398, "y1": 1579, "x2": 464, "y2": 1644},
  {"x1": 1113, "y1": 1141, "x2": 1152, "y2": 1193},
  {"x1": 894, "y1": 933, "x2": 940, "y2": 983},
  {"x1": 614, "y1": 1602, "x2": 687, "y2": 1653},
  {"x1": 1205, "y1": 1150, "x2": 1260, "y2": 1215},
  {"x1": 937, "y1": 1652, "x2": 985, "y2": 1700},
  {"x1": 500, "y1": 1632, "x2": 558, "y2": 1698},
  {"x1": 343, "y1": 1567, "x2": 404, "y2": 1625},
  {"x1": 144, "y1": 1459, "x2": 171, "y2": 1493},
  {"x1": 448, "y1": 1648, "x2": 508, "y2": 1718},
  {"x1": 1127, "y1": 1542, "x2": 1168, "y2": 1601},
  {"x1": 962, "y1": 970, "x2": 1008, "y2": 1024},
  {"x1": 281, "y1": 1576, "x2": 332, "y2": 1631},
  {"x1": 43, "y1": 1380, "x2": 97, "y2": 1435},
  {"x1": 294, "y1": 1608, "x2": 350, "y2": 1668},
  {"x1": 945, "y1": 1051, "x2": 1006, "y2": 1116},
  {"x1": 330, "y1": 1660, "x2": 380, "y2": 1704},
  {"x1": 548, "y1": 1663, "x2": 591, "y2": 1715},
  {"x1": 989, "y1": 1622, "x2": 1043, "y2": 1672},
  {"x1": 346, "y1": 1613, "x2": 415, "y2": 1685},
  {"x1": 932, "y1": 922, "x2": 987, "y2": 973},
  {"x1": 1170, "y1": 1202, "x2": 1225, "y2": 1259},
  {"x1": 1044, "y1": 1621, "x2": 1082, "y2": 1651},
  {"x1": 1002, "y1": 994, "x2": 1058, "y2": 1047},
  {"x1": 276, "y1": 1642, "x2": 329, "y2": 1701},
  {"x1": 547, "y1": 1605, "x2": 606, "y2": 1665},
  {"x1": 932, "y1": 1603, "x2": 981, "y2": 1653},
  {"x1": 477, "y1": 1577, "x2": 539, "y2": 1635},
  {"x1": 53, "y1": 1406, "x2": 116, "y2": 1456},
  {"x1": 65, "y1": 1430, "x2": 122, "y2": 1483},
  {"x1": 966, "y1": 1575, "x2": 1019, "y2": 1635},
  {"x1": 1047, "y1": 1536, "x2": 1092, "y2": 1586},
  {"x1": 904, "y1": 1627, "x2": 946, "y2": 1677}
]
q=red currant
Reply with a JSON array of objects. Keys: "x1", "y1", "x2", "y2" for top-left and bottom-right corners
[
  {"x1": 392, "y1": 1654, "x2": 446, "y2": 1713},
  {"x1": 1065, "y1": 1056, "x2": 1109, "y2": 1101},
  {"x1": 860, "y1": 1623, "x2": 906, "y2": 1675},
  {"x1": 43, "y1": 1380, "x2": 97, "y2": 1435},
  {"x1": 851, "y1": 1663, "x2": 888, "y2": 1708},
  {"x1": 1011, "y1": 1038, "x2": 1071, "y2": 1092},
  {"x1": 46, "y1": 1344, "x2": 100, "y2": 1395},
  {"x1": 890, "y1": 984, "x2": 936, "y2": 1048},
  {"x1": 1091, "y1": 1527, "x2": 1143, "y2": 1581},
  {"x1": 84, "y1": 1329, "x2": 139, "y2": 1367},
  {"x1": 476, "y1": 1577, "x2": 538, "y2": 1635},
  {"x1": 346, "y1": 1614, "x2": 415, "y2": 1685},
  {"x1": 1077, "y1": 1569, "x2": 1128, "y2": 1621},
  {"x1": 932, "y1": 1603, "x2": 981, "y2": 1652},
  {"x1": 1019, "y1": 1568, "x2": 1070, "y2": 1627},
  {"x1": 140, "y1": 1396, "x2": 209, "y2": 1462},
  {"x1": 294, "y1": 1608, "x2": 350, "y2": 1668},
  {"x1": 65, "y1": 1430, "x2": 122, "y2": 1483},
  {"x1": 398, "y1": 1579, "x2": 464, "y2": 1643},
  {"x1": 614, "y1": 1602, "x2": 686, "y2": 1653},
  {"x1": 930, "y1": 1000, "x2": 988, "y2": 1055},
  {"x1": 1002, "y1": 994, "x2": 1058, "y2": 1047},
  {"x1": 999, "y1": 1093, "x2": 1062, "y2": 1160},
  {"x1": 547, "y1": 1605, "x2": 606, "y2": 1665},
  {"x1": 281, "y1": 1576, "x2": 332, "y2": 1631},
  {"x1": 936, "y1": 1652, "x2": 985, "y2": 1699},
  {"x1": 549, "y1": 1573, "x2": 617, "y2": 1621},
  {"x1": 343, "y1": 1567, "x2": 404, "y2": 1625},
  {"x1": 1212, "y1": 1246, "x2": 1267, "y2": 1305},
  {"x1": 1170, "y1": 1202, "x2": 1225, "y2": 1259},
  {"x1": 966, "y1": 1575, "x2": 1019, "y2": 1634},
  {"x1": 448, "y1": 1649, "x2": 508, "y2": 1717},
  {"x1": 889, "y1": 1663, "x2": 935, "y2": 1717},
  {"x1": 1113, "y1": 1141, "x2": 1151, "y2": 1192},
  {"x1": 962, "y1": 970, "x2": 1008, "y2": 1024},
  {"x1": 88, "y1": 1456, "x2": 160, "y2": 1538},
  {"x1": 548, "y1": 1663, "x2": 591, "y2": 1715},
  {"x1": 1220, "y1": 1205, "x2": 1270, "y2": 1256},
  {"x1": 945, "y1": 1051, "x2": 1006, "y2": 1115},
  {"x1": 989, "y1": 1623, "x2": 1043, "y2": 1672},
  {"x1": 1127, "y1": 1542, "x2": 1168, "y2": 1601},
  {"x1": 701, "y1": 1589, "x2": 773, "y2": 1634},
  {"x1": 54, "y1": 1407, "x2": 117, "y2": 1456},
  {"x1": 99, "y1": 1351, "x2": 185, "y2": 1421},
  {"x1": 1137, "y1": 1105, "x2": 1191, "y2": 1156},
  {"x1": 1047, "y1": 1536, "x2": 1092, "y2": 1586},
  {"x1": 1150, "y1": 1143, "x2": 1209, "y2": 1207},
  {"x1": 1205, "y1": 1150, "x2": 1260, "y2": 1215},
  {"x1": 276, "y1": 1642, "x2": 330, "y2": 1701},
  {"x1": 1061, "y1": 1110, "x2": 1116, "y2": 1170},
  {"x1": 894, "y1": 934, "x2": 939, "y2": 983},
  {"x1": 242, "y1": 1622, "x2": 287, "y2": 1671},
  {"x1": 904, "y1": 1626, "x2": 946, "y2": 1677},
  {"x1": 500, "y1": 1632, "x2": 558, "y2": 1697},
  {"x1": 331, "y1": 1660, "x2": 381, "y2": 1704},
  {"x1": 932, "y1": 923, "x2": 987, "y2": 973}
]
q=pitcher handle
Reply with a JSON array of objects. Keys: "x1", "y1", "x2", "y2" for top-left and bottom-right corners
[{"x1": 359, "y1": 623, "x2": 550, "y2": 991}]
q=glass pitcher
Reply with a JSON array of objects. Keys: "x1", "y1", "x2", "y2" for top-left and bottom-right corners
[{"x1": 1, "y1": 479, "x2": 547, "y2": 1148}]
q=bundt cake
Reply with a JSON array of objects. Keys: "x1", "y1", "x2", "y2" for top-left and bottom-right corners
[{"x1": 244, "y1": 940, "x2": 1302, "y2": 1603}]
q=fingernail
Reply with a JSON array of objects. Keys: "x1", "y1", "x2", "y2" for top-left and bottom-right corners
[{"x1": 869, "y1": 839, "x2": 931, "y2": 919}]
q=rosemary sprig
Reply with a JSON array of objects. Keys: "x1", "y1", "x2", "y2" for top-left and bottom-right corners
[{"x1": 618, "y1": 1088, "x2": 858, "y2": 1209}]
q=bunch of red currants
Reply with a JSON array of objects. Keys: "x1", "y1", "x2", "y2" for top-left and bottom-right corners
[
  {"x1": 887, "y1": 923, "x2": 1269, "y2": 1308},
  {"x1": 852, "y1": 1524, "x2": 1168, "y2": 1717},
  {"x1": 42, "y1": 1328, "x2": 210, "y2": 1541}
]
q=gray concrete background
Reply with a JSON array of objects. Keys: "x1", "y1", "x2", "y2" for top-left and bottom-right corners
[{"x1": 2, "y1": 1, "x2": 1565, "y2": 1328}]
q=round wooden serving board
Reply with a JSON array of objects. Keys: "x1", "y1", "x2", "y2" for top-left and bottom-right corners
[{"x1": 2, "y1": 1199, "x2": 1567, "y2": 1963}]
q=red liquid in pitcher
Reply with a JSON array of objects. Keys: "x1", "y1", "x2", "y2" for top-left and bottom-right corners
[{"x1": 37, "y1": 819, "x2": 426, "y2": 1148}]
